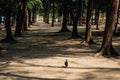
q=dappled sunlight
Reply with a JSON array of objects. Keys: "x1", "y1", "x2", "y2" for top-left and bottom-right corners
[{"x1": 0, "y1": 21, "x2": 120, "y2": 80}]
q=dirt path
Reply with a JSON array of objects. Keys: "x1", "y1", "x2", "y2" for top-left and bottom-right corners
[{"x1": 0, "y1": 21, "x2": 120, "y2": 80}]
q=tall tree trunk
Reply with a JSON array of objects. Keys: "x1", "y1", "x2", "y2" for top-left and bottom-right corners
[
  {"x1": 32, "y1": 12, "x2": 37, "y2": 23},
  {"x1": 43, "y1": 12, "x2": 49, "y2": 24},
  {"x1": 14, "y1": 0, "x2": 23, "y2": 37},
  {"x1": 22, "y1": 0, "x2": 28, "y2": 31},
  {"x1": 95, "y1": 0, "x2": 101, "y2": 30},
  {"x1": 11, "y1": 16, "x2": 16, "y2": 27},
  {"x1": 113, "y1": 6, "x2": 120, "y2": 34},
  {"x1": 95, "y1": 9, "x2": 100, "y2": 30},
  {"x1": 79, "y1": 1, "x2": 83, "y2": 26},
  {"x1": 96, "y1": 0, "x2": 119, "y2": 58},
  {"x1": 84, "y1": 0, "x2": 95, "y2": 44},
  {"x1": 28, "y1": 10, "x2": 32, "y2": 27},
  {"x1": 68, "y1": 12, "x2": 73, "y2": 25},
  {"x1": 2, "y1": 0, "x2": 15, "y2": 43},
  {"x1": 71, "y1": 0, "x2": 83, "y2": 38},
  {"x1": 51, "y1": 2, "x2": 55, "y2": 27},
  {"x1": 72, "y1": 18, "x2": 80, "y2": 38},
  {"x1": 59, "y1": 0, "x2": 70, "y2": 32}
]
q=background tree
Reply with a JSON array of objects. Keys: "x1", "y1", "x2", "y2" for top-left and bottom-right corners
[
  {"x1": 14, "y1": 0, "x2": 23, "y2": 37},
  {"x1": 70, "y1": 0, "x2": 83, "y2": 38},
  {"x1": 1, "y1": 0, "x2": 16, "y2": 43},
  {"x1": 59, "y1": 0, "x2": 71, "y2": 32},
  {"x1": 14, "y1": 0, "x2": 42, "y2": 37},
  {"x1": 82, "y1": 0, "x2": 95, "y2": 44}
]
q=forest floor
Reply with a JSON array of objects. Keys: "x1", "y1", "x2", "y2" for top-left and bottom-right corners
[{"x1": 0, "y1": 21, "x2": 120, "y2": 80}]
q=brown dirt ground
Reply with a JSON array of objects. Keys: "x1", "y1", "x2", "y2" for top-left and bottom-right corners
[{"x1": 0, "y1": 21, "x2": 120, "y2": 80}]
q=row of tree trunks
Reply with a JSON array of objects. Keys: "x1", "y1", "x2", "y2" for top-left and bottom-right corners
[
  {"x1": 28, "y1": 10, "x2": 37, "y2": 26},
  {"x1": 14, "y1": 0, "x2": 37, "y2": 37}
]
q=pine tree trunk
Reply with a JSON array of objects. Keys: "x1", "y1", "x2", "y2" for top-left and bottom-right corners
[
  {"x1": 22, "y1": 0, "x2": 28, "y2": 31},
  {"x1": 84, "y1": 0, "x2": 94, "y2": 44},
  {"x1": 11, "y1": 16, "x2": 16, "y2": 27},
  {"x1": 2, "y1": 0, "x2": 15, "y2": 43},
  {"x1": 59, "y1": 0, "x2": 70, "y2": 32},
  {"x1": 51, "y1": 2, "x2": 55, "y2": 27},
  {"x1": 67, "y1": 13, "x2": 72, "y2": 25},
  {"x1": 14, "y1": 0, "x2": 23, "y2": 37},
  {"x1": 79, "y1": 1, "x2": 83, "y2": 26},
  {"x1": 113, "y1": 8, "x2": 119, "y2": 34},
  {"x1": 43, "y1": 12, "x2": 49, "y2": 24},
  {"x1": 96, "y1": 0, "x2": 119, "y2": 58},
  {"x1": 95, "y1": 0, "x2": 101, "y2": 30},
  {"x1": 60, "y1": 12, "x2": 70, "y2": 32},
  {"x1": 28, "y1": 10, "x2": 32, "y2": 27},
  {"x1": 71, "y1": 18, "x2": 80, "y2": 38},
  {"x1": 32, "y1": 12, "x2": 37, "y2": 23},
  {"x1": 71, "y1": 0, "x2": 83, "y2": 38},
  {"x1": 95, "y1": 10, "x2": 100, "y2": 30}
]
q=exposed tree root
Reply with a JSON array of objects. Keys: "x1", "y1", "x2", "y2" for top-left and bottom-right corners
[
  {"x1": 81, "y1": 39, "x2": 97, "y2": 46},
  {"x1": 80, "y1": 40, "x2": 89, "y2": 46},
  {"x1": 110, "y1": 46, "x2": 120, "y2": 58},
  {"x1": 95, "y1": 47, "x2": 120, "y2": 59}
]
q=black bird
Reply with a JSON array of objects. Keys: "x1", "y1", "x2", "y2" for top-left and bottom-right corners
[{"x1": 64, "y1": 59, "x2": 68, "y2": 68}]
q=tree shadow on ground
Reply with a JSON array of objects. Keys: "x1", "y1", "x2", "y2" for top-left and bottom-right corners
[
  {"x1": 0, "y1": 21, "x2": 120, "y2": 61},
  {"x1": 0, "y1": 72, "x2": 62, "y2": 80},
  {"x1": 82, "y1": 67, "x2": 120, "y2": 80},
  {"x1": 0, "y1": 64, "x2": 119, "y2": 80},
  {"x1": 9, "y1": 61, "x2": 120, "y2": 70},
  {"x1": 0, "y1": 22, "x2": 120, "y2": 80},
  {"x1": 0, "y1": 28, "x2": 120, "y2": 61}
]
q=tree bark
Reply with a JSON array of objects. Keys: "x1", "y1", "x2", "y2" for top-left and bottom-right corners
[
  {"x1": 2, "y1": 0, "x2": 16, "y2": 43},
  {"x1": 14, "y1": 0, "x2": 23, "y2": 37},
  {"x1": 59, "y1": 0, "x2": 70, "y2": 32},
  {"x1": 32, "y1": 12, "x2": 37, "y2": 23},
  {"x1": 22, "y1": 0, "x2": 28, "y2": 31},
  {"x1": 71, "y1": 0, "x2": 83, "y2": 38},
  {"x1": 95, "y1": 0, "x2": 101, "y2": 30},
  {"x1": 43, "y1": 12, "x2": 49, "y2": 24},
  {"x1": 71, "y1": 18, "x2": 80, "y2": 38},
  {"x1": 28, "y1": 10, "x2": 32, "y2": 27},
  {"x1": 113, "y1": 7, "x2": 119, "y2": 34},
  {"x1": 84, "y1": 0, "x2": 95, "y2": 44},
  {"x1": 51, "y1": 2, "x2": 55, "y2": 27},
  {"x1": 96, "y1": 0, "x2": 119, "y2": 58}
]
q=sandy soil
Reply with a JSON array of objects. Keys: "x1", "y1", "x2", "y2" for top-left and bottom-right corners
[{"x1": 0, "y1": 21, "x2": 120, "y2": 80}]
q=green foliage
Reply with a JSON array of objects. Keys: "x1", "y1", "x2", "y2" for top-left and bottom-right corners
[{"x1": 27, "y1": 0, "x2": 43, "y2": 12}]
